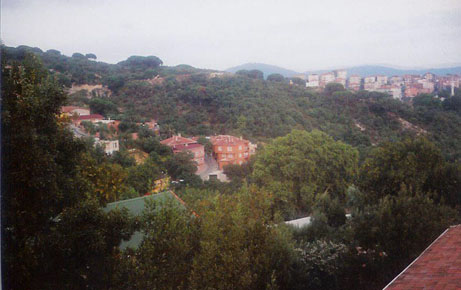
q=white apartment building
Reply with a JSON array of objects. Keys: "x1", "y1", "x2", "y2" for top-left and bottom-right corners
[
  {"x1": 376, "y1": 75, "x2": 388, "y2": 85},
  {"x1": 95, "y1": 139, "x2": 119, "y2": 155},
  {"x1": 334, "y1": 69, "x2": 347, "y2": 79},
  {"x1": 306, "y1": 74, "x2": 320, "y2": 87}
]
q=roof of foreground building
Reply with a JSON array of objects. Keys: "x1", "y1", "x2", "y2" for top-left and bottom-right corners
[
  {"x1": 104, "y1": 191, "x2": 186, "y2": 249},
  {"x1": 384, "y1": 225, "x2": 461, "y2": 290}
]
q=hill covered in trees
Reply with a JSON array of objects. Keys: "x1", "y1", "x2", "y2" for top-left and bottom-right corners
[
  {"x1": 3, "y1": 45, "x2": 461, "y2": 162},
  {"x1": 2, "y1": 45, "x2": 461, "y2": 290},
  {"x1": 226, "y1": 62, "x2": 300, "y2": 78}
]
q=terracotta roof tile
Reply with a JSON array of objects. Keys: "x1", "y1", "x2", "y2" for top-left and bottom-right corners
[
  {"x1": 384, "y1": 225, "x2": 461, "y2": 290},
  {"x1": 77, "y1": 114, "x2": 104, "y2": 120},
  {"x1": 160, "y1": 135, "x2": 196, "y2": 146}
]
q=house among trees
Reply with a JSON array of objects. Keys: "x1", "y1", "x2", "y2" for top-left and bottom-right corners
[
  {"x1": 73, "y1": 114, "x2": 104, "y2": 126},
  {"x1": 61, "y1": 106, "x2": 90, "y2": 116},
  {"x1": 94, "y1": 139, "x2": 119, "y2": 155},
  {"x1": 383, "y1": 225, "x2": 461, "y2": 289},
  {"x1": 161, "y1": 134, "x2": 205, "y2": 171},
  {"x1": 138, "y1": 119, "x2": 160, "y2": 135},
  {"x1": 209, "y1": 135, "x2": 256, "y2": 169}
]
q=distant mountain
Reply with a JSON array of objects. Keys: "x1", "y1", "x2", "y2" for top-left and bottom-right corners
[
  {"x1": 305, "y1": 65, "x2": 461, "y2": 77},
  {"x1": 226, "y1": 63, "x2": 300, "y2": 78}
]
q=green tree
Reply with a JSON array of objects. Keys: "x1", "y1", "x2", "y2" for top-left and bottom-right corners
[
  {"x1": 1, "y1": 53, "x2": 133, "y2": 289},
  {"x1": 197, "y1": 136, "x2": 212, "y2": 155},
  {"x1": 85, "y1": 53, "x2": 97, "y2": 59},
  {"x1": 89, "y1": 97, "x2": 119, "y2": 117},
  {"x1": 45, "y1": 200, "x2": 134, "y2": 289},
  {"x1": 349, "y1": 187, "x2": 457, "y2": 286},
  {"x1": 325, "y1": 83, "x2": 345, "y2": 96},
  {"x1": 189, "y1": 186, "x2": 293, "y2": 290},
  {"x1": 267, "y1": 73, "x2": 285, "y2": 82},
  {"x1": 118, "y1": 55, "x2": 163, "y2": 69},
  {"x1": 290, "y1": 240, "x2": 348, "y2": 290},
  {"x1": 72, "y1": 52, "x2": 86, "y2": 59},
  {"x1": 126, "y1": 155, "x2": 163, "y2": 194},
  {"x1": 236, "y1": 69, "x2": 264, "y2": 80},
  {"x1": 116, "y1": 198, "x2": 199, "y2": 289},
  {"x1": 358, "y1": 137, "x2": 460, "y2": 204},
  {"x1": 165, "y1": 151, "x2": 202, "y2": 186},
  {"x1": 252, "y1": 130, "x2": 358, "y2": 218}
]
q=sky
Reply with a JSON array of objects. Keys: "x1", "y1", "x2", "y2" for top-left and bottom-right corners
[{"x1": 2, "y1": 0, "x2": 461, "y2": 72}]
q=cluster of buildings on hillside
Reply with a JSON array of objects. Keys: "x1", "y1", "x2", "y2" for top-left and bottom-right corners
[
  {"x1": 160, "y1": 134, "x2": 257, "y2": 172},
  {"x1": 301, "y1": 70, "x2": 460, "y2": 99},
  {"x1": 61, "y1": 106, "x2": 159, "y2": 155},
  {"x1": 62, "y1": 106, "x2": 257, "y2": 175}
]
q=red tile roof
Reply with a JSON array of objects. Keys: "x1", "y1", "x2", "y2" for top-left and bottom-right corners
[
  {"x1": 160, "y1": 135, "x2": 196, "y2": 147},
  {"x1": 384, "y1": 225, "x2": 461, "y2": 290},
  {"x1": 172, "y1": 143, "x2": 204, "y2": 151},
  {"x1": 209, "y1": 135, "x2": 248, "y2": 146},
  {"x1": 77, "y1": 114, "x2": 104, "y2": 120},
  {"x1": 61, "y1": 106, "x2": 81, "y2": 113}
]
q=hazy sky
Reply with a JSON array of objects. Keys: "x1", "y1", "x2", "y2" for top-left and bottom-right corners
[{"x1": 2, "y1": 0, "x2": 461, "y2": 71}]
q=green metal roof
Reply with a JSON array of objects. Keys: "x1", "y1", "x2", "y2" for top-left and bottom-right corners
[{"x1": 104, "y1": 191, "x2": 183, "y2": 250}]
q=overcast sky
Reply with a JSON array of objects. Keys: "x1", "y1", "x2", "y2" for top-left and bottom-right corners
[{"x1": 2, "y1": 0, "x2": 461, "y2": 71}]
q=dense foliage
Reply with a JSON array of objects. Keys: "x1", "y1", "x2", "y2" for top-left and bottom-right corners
[{"x1": 2, "y1": 46, "x2": 460, "y2": 290}]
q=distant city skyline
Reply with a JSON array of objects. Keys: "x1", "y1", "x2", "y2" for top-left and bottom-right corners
[{"x1": 2, "y1": 0, "x2": 461, "y2": 71}]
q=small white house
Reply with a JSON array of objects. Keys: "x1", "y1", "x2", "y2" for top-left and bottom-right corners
[{"x1": 94, "y1": 138, "x2": 119, "y2": 155}]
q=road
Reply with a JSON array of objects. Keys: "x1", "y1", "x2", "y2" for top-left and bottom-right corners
[
  {"x1": 70, "y1": 124, "x2": 89, "y2": 138},
  {"x1": 198, "y1": 155, "x2": 228, "y2": 181}
]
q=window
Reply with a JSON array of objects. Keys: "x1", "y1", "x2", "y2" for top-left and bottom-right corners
[
  {"x1": 227, "y1": 146, "x2": 232, "y2": 152},
  {"x1": 239, "y1": 153, "x2": 242, "y2": 158},
  {"x1": 218, "y1": 146, "x2": 222, "y2": 151},
  {"x1": 228, "y1": 154, "x2": 233, "y2": 159},
  {"x1": 239, "y1": 145, "x2": 242, "y2": 150}
]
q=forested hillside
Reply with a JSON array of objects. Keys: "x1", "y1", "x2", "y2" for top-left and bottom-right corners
[
  {"x1": 4, "y1": 45, "x2": 461, "y2": 160},
  {"x1": 2, "y1": 45, "x2": 461, "y2": 290}
]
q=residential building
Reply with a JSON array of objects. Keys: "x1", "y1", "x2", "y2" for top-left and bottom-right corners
[
  {"x1": 160, "y1": 134, "x2": 196, "y2": 147},
  {"x1": 372, "y1": 85, "x2": 402, "y2": 99},
  {"x1": 74, "y1": 114, "x2": 104, "y2": 126},
  {"x1": 389, "y1": 76, "x2": 403, "y2": 86},
  {"x1": 95, "y1": 139, "x2": 119, "y2": 155},
  {"x1": 335, "y1": 78, "x2": 346, "y2": 87},
  {"x1": 348, "y1": 75, "x2": 361, "y2": 91},
  {"x1": 423, "y1": 72, "x2": 434, "y2": 80},
  {"x1": 306, "y1": 74, "x2": 320, "y2": 88},
  {"x1": 334, "y1": 69, "x2": 347, "y2": 79},
  {"x1": 172, "y1": 143, "x2": 205, "y2": 171},
  {"x1": 161, "y1": 135, "x2": 205, "y2": 171},
  {"x1": 364, "y1": 76, "x2": 376, "y2": 84},
  {"x1": 417, "y1": 79, "x2": 435, "y2": 91},
  {"x1": 376, "y1": 75, "x2": 388, "y2": 85},
  {"x1": 319, "y1": 72, "x2": 335, "y2": 88},
  {"x1": 383, "y1": 225, "x2": 461, "y2": 290},
  {"x1": 404, "y1": 84, "x2": 423, "y2": 97},
  {"x1": 61, "y1": 106, "x2": 90, "y2": 116},
  {"x1": 145, "y1": 119, "x2": 160, "y2": 134},
  {"x1": 209, "y1": 135, "x2": 256, "y2": 169}
]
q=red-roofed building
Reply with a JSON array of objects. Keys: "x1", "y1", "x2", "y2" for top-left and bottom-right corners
[
  {"x1": 160, "y1": 134, "x2": 196, "y2": 147},
  {"x1": 384, "y1": 225, "x2": 461, "y2": 290},
  {"x1": 61, "y1": 106, "x2": 90, "y2": 116},
  {"x1": 209, "y1": 135, "x2": 256, "y2": 169},
  {"x1": 73, "y1": 114, "x2": 104, "y2": 126},
  {"x1": 161, "y1": 135, "x2": 205, "y2": 171}
]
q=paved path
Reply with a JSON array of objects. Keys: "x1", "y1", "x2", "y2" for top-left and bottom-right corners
[
  {"x1": 70, "y1": 124, "x2": 89, "y2": 138},
  {"x1": 198, "y1": 155, "x2": 228, "y2": 182}
]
